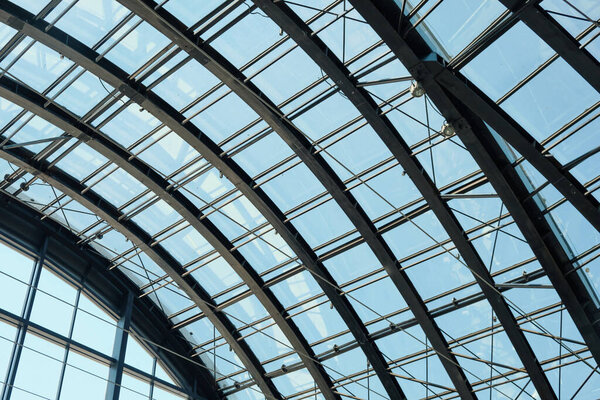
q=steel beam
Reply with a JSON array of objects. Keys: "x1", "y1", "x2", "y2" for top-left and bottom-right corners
[
  {"x1": 433, "y1": 78, "x2": 600, "y2": 367},
  {"x1": 0, "y1": 192, "x2": 213, "y2": 399},
  {"x1": 251, "y1": 1, "x2": 477, "y2": 398},
  {"x1": 433, "y1": 65, "x2": 600, "y2": 232},
  {"x1": 347, "y1": 1, "x2": 559, "y2": 398},
  {"x1": 105, "y1": 1, "x2": 408, "y2": 398},
  {"x1": 0, "y1": 137, "x2": 281, "y2": 399},
  {"x1": 0, "y1": 4, "x2": 338, "y2": 397},
  {"x1": 499, "y1": 0, "x2": 600, "y2": 94}
]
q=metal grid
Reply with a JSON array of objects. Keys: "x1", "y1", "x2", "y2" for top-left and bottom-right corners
[{"x1": 0, "y1": 0, "x2": 597, "y2": 399}]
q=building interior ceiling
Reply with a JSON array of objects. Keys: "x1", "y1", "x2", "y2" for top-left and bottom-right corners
[{"x1": 0, "y1": 0, "x2": 598, "y2": 399}]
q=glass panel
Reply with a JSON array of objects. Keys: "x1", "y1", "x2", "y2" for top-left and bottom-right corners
[
  {"x1": 0, "y1": 243, "x2": 34, "y2": 315},
  {"x1": 59, "y1": 351, "x2": 109, "y2": 400}
]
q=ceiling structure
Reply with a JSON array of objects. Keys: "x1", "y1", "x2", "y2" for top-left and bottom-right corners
[{"x1": 0, "y1": 0, "x2": 598, "y2": 399}]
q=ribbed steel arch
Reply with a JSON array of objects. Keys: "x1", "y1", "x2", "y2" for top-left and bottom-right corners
[
  {"x1": 433, "y1": 62, "x2": 600, "y2": 234},
  {"x1": 347, "y1": 1, "x2": 559, "y2": 399},
  {"x1": 0, "y1": 192, "x2": 213, "y2": 400},
  {"x1": 0, "y1": 3, "x2": 390, "y2": 398},
  {"x1": 0, "y1": 77, "x2": 280, "y2": 399},
  {"x1": 250, "y1": 2, "x2": 477, "y2": 399},
  {"x1": 500, "y1": 0, "x2": 600, "y2": 93},
  {"x1": 119, "y1": 0, "x2": 406, "y2": 399},
  {"x1": 94, "y1": 0, "x2": 404, "y2": 399},
  {"x1": 0, "y1": 143, "x2": 280, "y2": 399},
  {"x1": 429, "y1": 65, "x2": 600, "y2": 366},
  {"x1": 0, "y1": 5, "x2": 338, "y2": 398}
]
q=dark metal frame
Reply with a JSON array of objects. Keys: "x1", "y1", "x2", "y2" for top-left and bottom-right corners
[
  {"x1": 431, "y1": 66, "x2": 600, "y2": 367},
  {"x1": 113, "y1": 1, "x2": 408, "y2": 398},
  {"x1": 251, "y1": 1, "x2": 476, "y2": 398},
  {"x1": 106, "y1": 291, "x2": 134, "y2": 400},
  {"x1": 0, "y1": 4, "x2": 344, "y2": 398},
  {"x1": 0, "y1": 0, "x2": 598, "y2": 399},
  {"x1": 0, "y1": 191, "x2": 212, "y2": 399},
  {"x1": 348, "y1": 0, "x2": 600, "y2": 398},
  {"x1": 499, "y1": 0, "x2": 600, "y2": 93}
]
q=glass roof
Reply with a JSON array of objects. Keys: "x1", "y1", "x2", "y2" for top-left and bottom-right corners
[{"x1": 0, "y1": 0, "x2": 598, "y2": 399}]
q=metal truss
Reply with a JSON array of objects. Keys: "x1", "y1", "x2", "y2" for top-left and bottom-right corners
[
  {"x1": 251, "y1": 1, "x2": 476, "y2": 399},
  {"x1": 500, "y1": 0, "x2": 600, "y2": 93},
  {"x1": 0, "y1": 4, "x2": 343, "y2": 398},
  {"x1": 0, "y1": 1, "x2": 598, "y2": 400},
  {"x1": 349, "y1": 0, "x2": 600, "y2": 397},
  {"x1": 0, "y1": 191, "x2": 211, "y2": 399},
  {"x1": 114, "y1": 1, "x2": 407, "y2": 398}
]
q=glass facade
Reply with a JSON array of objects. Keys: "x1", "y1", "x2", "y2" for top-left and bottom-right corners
[{"x1": 0, "y1": 0, "x2": 597, "y2": 399}]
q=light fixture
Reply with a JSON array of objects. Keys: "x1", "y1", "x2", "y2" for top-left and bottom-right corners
[
  {"x1": 409, "y1": 81, "x2": 425, "y2": 97},
  {"x1": 440, "y1": 122, "x2": 455, "y2": 138}
]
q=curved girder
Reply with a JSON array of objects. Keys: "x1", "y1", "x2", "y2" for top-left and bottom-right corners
[
  {"x1": 442, "y1": 90, "x2": 600, "y2": 367},
  {"x1": 500, "y1": 0, "x2": 600, "y2": 94},
  {"x1": 0, "y1": 116, "x2": 280, "y2": 399},
  {"x1": 99, "y1": 0, "x2": 408, "y2": 398},
  {"x1": 0, "y1": 5, "x2": 339, "y2": 397},
  {"x1": 0, "y1": 192, "x2": 213, "y2": 400},
  {"x1": 346, "y1": 0, "x2": 560, "y2": 398},
  {"x1": 250, "y1": 2, "x2": 477, "y2": 399},
  {"x1": 0, "y1": 3, "x2": 592, "y2": 400},
  {"x1": 433, "y1": 63, "x2": 600, "y2": 233},
  {"x1": 0, "y1": 77, "x2": 333, "y2": 399}
]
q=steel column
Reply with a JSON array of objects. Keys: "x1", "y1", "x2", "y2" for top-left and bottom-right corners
[
  {"x1": 1, "y1": 237, "x2": 47, "y2": 400},
  {"x1": 105, "y1": 291, "x2": 134, "y2": 400},
  {"x1": 347, "y1": 1, "x2": 559, "y2": 398}
]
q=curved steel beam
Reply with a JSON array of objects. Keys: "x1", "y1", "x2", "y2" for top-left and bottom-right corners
[
  {"x1": 0, "y1": 77, "x2": 283, "y2": 397},
  {"x1": 0, "y1": 125, "x2": 280, "y2": 399},
  {"x1": 0, "y1": 192, "x2": 212, "y2": 399},
  {"x1": 425, "y1": 58, "x2": 600, "y2": 366},
  {"x1": 0, "y1": 5, "x2": 338, "y2": 397},
  {"x1": 100, "y1": 1, "x2": 408, "y2": 397},
  {"x1": 344, "y1": 1, "x2": 559, "y2": 398},
  {"x1": 433, "y1": 64, "x2": 600, "y2": 233},
  {"x1": 0, "y1": 75, "x2": 334, "y2": 399},
  {"x1": 115, "y1": 0, "x2": 416, "y2": 397},
  {"x1": 500, "y1": 0, "x2": 600, "y2": 93},
  {"x1": 440, "y1": 88, "x2": 600, "y2": 367},
  {"x1": 250, "y1": 2, "x2": 477, "y2": 399}
]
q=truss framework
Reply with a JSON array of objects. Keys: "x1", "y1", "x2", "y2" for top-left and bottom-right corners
[{"x1": 0, "y1": 0, "x2": 597, "y2": 399}]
